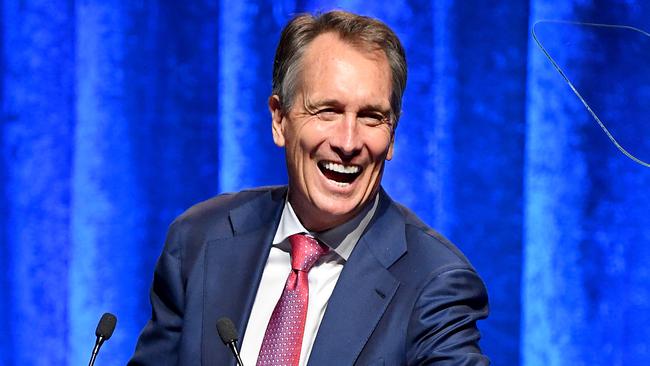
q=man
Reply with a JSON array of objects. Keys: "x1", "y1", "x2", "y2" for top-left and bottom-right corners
[{"x1": 130, "y1": 10, "x2": 489, "y2": 365}]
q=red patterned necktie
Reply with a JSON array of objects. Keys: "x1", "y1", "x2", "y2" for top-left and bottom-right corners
[{"x1": 256, "y1": 234, "x2": 329, "y2": 366}]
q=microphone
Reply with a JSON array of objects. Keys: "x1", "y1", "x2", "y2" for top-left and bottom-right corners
[
  {"x1": 88, "y1": 312, "x2": 117, "y2": 366},
  {"x1": 216, "y1": 317, "x2": 244, "y2": 366}
]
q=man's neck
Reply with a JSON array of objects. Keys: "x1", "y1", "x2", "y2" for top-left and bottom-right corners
[
  {"x1": 288, "y1": 194, "x2": 380, "y2": 232},
  {"x1": 275, "y1": 193, "x2": 380, "y2": 261}
]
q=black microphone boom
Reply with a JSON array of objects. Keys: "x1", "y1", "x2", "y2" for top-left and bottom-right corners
[
  {"x1": 89, "y1": 312, "x2": 117, "y2": 366},
  {"x1": 216, "y1": 317, "x2": 244, "y2": 366}
]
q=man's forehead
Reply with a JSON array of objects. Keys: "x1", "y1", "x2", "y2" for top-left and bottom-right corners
[
  {"x1": 300, "y1": 34, "x2": 390, "y2": 86},
  {"x1": 303, "y1": 32, "x2": 388, "y2": 63}
]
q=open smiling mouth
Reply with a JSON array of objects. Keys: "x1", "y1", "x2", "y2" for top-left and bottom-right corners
[{"x1": 318, "y1": 161, "x2": 363, "y2": 185}]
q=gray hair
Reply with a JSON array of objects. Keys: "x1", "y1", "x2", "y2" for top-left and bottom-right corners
[{"x1": 272, "y1": 10, "x2": 407, "y2": 125}]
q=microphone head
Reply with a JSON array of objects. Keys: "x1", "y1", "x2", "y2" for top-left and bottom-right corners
[
  {"x1": 95, "y1": 313, "x2": 117, "y2": 340},
  {"x1": 216, "y1": 317, "x2": 238, "y2": 344}
]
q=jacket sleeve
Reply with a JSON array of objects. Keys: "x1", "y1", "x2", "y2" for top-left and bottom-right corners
[
  {"x1": 406, "y1": 266, "x2": 490, "y2": 365},
  {"x1": 128, "y1": 222, "x2": 185, "y2": 366}
]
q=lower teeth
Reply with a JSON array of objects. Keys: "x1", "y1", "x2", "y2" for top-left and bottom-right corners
[{"x1": 330, "y1": 179, "x2": 350, "y2": 187}]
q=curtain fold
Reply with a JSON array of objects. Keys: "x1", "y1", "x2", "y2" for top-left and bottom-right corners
[
  {"x1": 523, "y1": 1, "x2": 650, "y2": 365},
  {"x1": 217, "y1": 0, "x2": 287, "y2": 192},
  {"x1": 1, "y1": 1, "x2": 75, "y2": 365},
  {"x1": 1, "y1": 1, "x2": 649, "y2": 365},
  {"x1": 69, "y1": 2, "x2": 221, "y2": 364},
  {"x1": 70, "y1": 2, "x2": 146, "y2": 364}
]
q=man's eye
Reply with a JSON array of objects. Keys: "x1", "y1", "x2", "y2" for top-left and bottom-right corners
[
  {"x1": 315, "y1": 109, "x2": 339, "y2": 121},
  {"x1": 358, "y1": 113, "x2": 388, "y2": 127}
]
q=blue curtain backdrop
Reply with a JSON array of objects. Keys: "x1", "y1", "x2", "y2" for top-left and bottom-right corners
[{"x1": 1, "y1": 1, "x2": 649, "y2": 365}]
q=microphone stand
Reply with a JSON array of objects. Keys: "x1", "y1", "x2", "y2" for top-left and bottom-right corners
[{"x1": 88, "y1": 335, "x2": 106, "y2": 366}]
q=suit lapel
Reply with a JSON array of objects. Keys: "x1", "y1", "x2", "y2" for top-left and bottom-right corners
[
  {"x1": 308, "y1": 191, "x2": 407, "y2": 365},
  {"x1": 202, "y1": 188, "x2": 286, "y2": 366}
]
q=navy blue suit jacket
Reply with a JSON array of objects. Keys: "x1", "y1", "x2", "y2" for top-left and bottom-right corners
[{"x1": 129, "y1": 186, "x2": 489, "y2": 365}]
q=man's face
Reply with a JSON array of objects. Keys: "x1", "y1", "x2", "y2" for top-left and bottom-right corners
[{"x1": 270, "y1": 32, "x2": 395, "y2": 231}]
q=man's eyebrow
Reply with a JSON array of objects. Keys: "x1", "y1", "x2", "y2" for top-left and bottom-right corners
[
  {"x1": 305, "y1": 98, "x2": 344, "y2": 109},
  {"x1": 359, "y1": 104, "x2": 391, "y2": 114},
  {"x1": 306, "y1": 98, "x2": 390, "y2": 114}
]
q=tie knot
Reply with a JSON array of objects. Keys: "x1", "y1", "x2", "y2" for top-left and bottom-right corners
[{"x1": 288, "y1": 234, "x2": 328, "y2": 272}]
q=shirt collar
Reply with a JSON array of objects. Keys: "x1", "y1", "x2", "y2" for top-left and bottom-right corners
[{"x1": 272, "y1": 194, "x2": 380, "y2": 261}]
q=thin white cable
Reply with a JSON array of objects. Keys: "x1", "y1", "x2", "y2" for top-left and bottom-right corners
[{"x1": 532, "y1": 20, "x2": 650, "y2": 168}]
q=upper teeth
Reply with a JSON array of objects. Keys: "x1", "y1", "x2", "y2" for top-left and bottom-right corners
[{"x1": 323, "y1": 162, "x2": 360, "y2": 174}]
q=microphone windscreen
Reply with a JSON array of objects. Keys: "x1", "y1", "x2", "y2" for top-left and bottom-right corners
[
  {"x1": 216, "y1": 317, "x2": 238, "y2": 344},
  {"x1": 95, "y1": 313, "x2": 117, "y2": 340}
]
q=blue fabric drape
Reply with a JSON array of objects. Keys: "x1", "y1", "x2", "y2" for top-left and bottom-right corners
[
  {"x1": 2, "y1": 1, "x2": 649, "y2": 365},
  {"x1": 69, "y1": 2, "x2": 221, "y2": 365},
  {"x1": 523, "y1": 1, "x2": 650, "y2": 365},
  {"x1": 218, "y1": 0, "x2": 287, "y2": 191},
  {"x1": 2, "y1": 1, "x2": 75, "y2": 365}
]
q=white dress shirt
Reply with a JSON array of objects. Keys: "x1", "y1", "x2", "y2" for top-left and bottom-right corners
[{"x1": 240, "y1": 195, "x2": 379, "y2": 366}]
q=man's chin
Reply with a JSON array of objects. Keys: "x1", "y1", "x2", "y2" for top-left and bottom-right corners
[
  {"x1": 308, "y1": 199, "x2": 367, "y2": 229},
  {"x1": 291, "y1": 186, "x2": 373, "y2": 230}
]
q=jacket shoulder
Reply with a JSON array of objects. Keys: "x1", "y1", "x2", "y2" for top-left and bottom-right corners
[
  {"x1": 180, "y1": 185, "x2": 284, "y2": 224},
  {"x1": 163, "y1": 186, "x2": 285, "y2": 256},
  {"x1": 392, "y1": 202, "x2": 477, "y2": 276}
]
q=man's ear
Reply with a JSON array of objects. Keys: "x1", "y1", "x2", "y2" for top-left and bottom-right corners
[
  {"x1": 269, "y1": 95, "x2": 285, "y2": 147},
  {"x1": 386, "y1": 132, "x2": 395, "y2": 161}
]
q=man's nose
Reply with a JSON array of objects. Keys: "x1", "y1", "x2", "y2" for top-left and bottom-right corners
[{"x1": 330, "y1": 113, "x2": 362, "y2": 158}]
